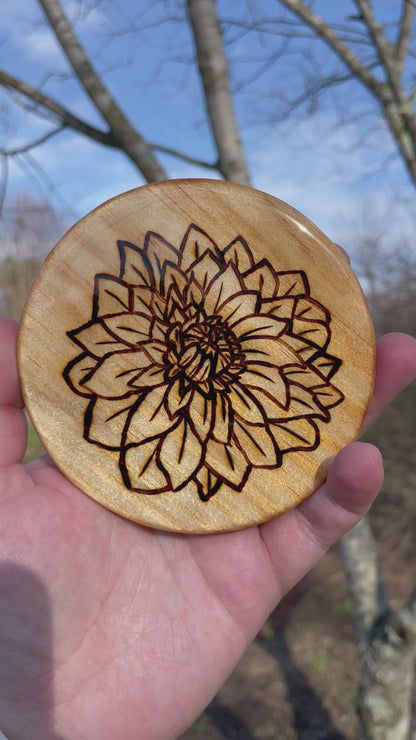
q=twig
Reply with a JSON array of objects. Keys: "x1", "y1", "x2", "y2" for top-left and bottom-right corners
[
  {"x1": 1, "y1": 127, "x2": 66, "y2": 157},
  {"x1": 0, "y1": 70, "x2": 116, "y2": 147},
  {"x1": 395, "y1": 0, "x2": 415, "y2": 72},
  {"x1": 38, "y1": 0, "x2": 166, "y2": 182}
]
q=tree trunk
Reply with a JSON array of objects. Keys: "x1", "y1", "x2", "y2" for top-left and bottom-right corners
[
  {"x1": 339, "y1": 523, "x2": 416, "y2": 739},
  {"x1": 187, "y1": 0, "x2": 251, "y2": 185},
  {"x1": 357, "y1": 605, "x2": 416, "y2": 739}
]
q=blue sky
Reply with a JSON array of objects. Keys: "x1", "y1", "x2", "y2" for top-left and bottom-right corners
[{"x1": 1, "y1": 0, "x2": 415, "y2": 252}]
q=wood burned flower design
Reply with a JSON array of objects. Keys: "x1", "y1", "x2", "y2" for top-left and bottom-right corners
[{"x1": 63, "y1": 224, "x2": 344, "y2": 501}]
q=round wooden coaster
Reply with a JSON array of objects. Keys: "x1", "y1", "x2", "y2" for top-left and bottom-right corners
[{"x1": 18, "y1": 180, "x2": 375, "y2": 533}]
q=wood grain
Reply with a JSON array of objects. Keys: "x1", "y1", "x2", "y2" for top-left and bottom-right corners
[{"x1": 18, "y1": 180, "x2": 375, "y2": 533}]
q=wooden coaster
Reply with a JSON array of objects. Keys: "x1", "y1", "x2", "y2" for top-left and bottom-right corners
[{"x1": 18, "y1": 180, "x2": 375, "y2": 533}]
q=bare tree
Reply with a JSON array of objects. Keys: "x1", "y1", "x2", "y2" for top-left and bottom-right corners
[
  {"x1": 0, "y1": 0, "x2": 248, "y2": 185},
  {"x1": 273, "y1": 1, "x2": 416, "y2": 189},
  {"x1": 0, "y1": 195, "x2": 67, "y2": 319},
  {"x1": 2, "y1": 3, "x2": 416, "y2": 191}
]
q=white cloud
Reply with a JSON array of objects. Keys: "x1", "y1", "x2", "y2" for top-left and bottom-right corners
[
  {"x1": 246, "y1": 111, "x2": 414, "y2": 246},
  {"x1": 22, "y1": 27, "x2": 62, "y2": 61},
  {"x1": 5, "y1": 99, "x2": 416, "y2": 262}
]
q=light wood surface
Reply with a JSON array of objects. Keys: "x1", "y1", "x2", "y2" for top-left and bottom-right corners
[{"x1": 18, "y1": 180, "x2": 375, "y2": 533}]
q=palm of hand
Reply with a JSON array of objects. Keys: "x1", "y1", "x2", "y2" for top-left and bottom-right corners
[{"x1": 1, "y1": 318, "x2": 415, "y2": 740}]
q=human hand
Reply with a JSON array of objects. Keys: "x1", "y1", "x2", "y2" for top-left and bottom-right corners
[{"x1": 1, "y1": 316, "x2": 415, "y2": 740}]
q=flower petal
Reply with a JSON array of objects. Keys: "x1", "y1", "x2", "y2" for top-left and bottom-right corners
[
  {"x1": 259, "y1": 296, "x2": 295, "y2": 320},
  {"x1": 130, "y1": 365, "x2": 166, "y2": 388},
  {"x1": 205, "y1": 438, "x2": 250, "y2": 490},
  {"x1": 269, "y1": 418, "x2": 319, "y2": 452},
  {"x1": 291, "y1": 297, "x2": 331, "y2": 350},
  {"x1": 179, "y1": 224, "x2": 222, "y2": 273},
  {"x1": 227, "y1": 383, "x2": 265, "y2": 424},
  {"x1": 217, "y1": 291, "x2": 258, "y2": 325},
  {"x1": 63, "y1": 353, "x2": 97, "y2": 397},
  {"x1": 309, "y1": 353, "x2": 342, "y2": 381},
  {"x1": 158, "y1": 419, "x2": 203, "y2": 490},
  {"x1": 195, "y1": 468, "x2": 223, "y2": 501},
  {"x1": 233, "y1": 420, "x2": 280, "y2": 467},
  {"x1": 204, "y1": 264, "x2": 245, "y2": 316},
  {"x1": 165, "y1": 380, "x2": 192, "y2": 418},
  {"x1": 283, "y1": 364, "x2": 330, "y2": 388},
  {"x1": 222, "y1": 235, "x2": 254, "y2": 273},
  {"x1": 243, "y1": 337, "x2": 298, "y2": 368},
  {"x1": 313, "y1": 384, "x2": 344, "y2": 409},
  {"x1": 83, "y1": 350, "x2": 152, "y2": 398},
  {"x1": 275, "y1": 333, "x2": 319, "y2": 362},
  {"x1": 186, "y1": 249, "x2": 222, "y2": 291},
  {"x1": 283, "y1": 384, "x2": 329, "y2": 421},
  {"x1": 93, "y1": 276, "x2": 131, "y2": 318},
  {"x1": 294, "y1": 297, "x2": 330, "y2": 324},
  {"x1": 132, "y1": 285, "x2": 166, "y2": 322},
  {"x1": 187, "y1": 391, "x2": 214, "y2": 442},
  {"x1": 84, "y1": 396, "x2": 137, "y2": 449},
  {"x1": 142, "y1": 339, "x2": 167, "y2": 364},
  {"x1": 68, "y1": 319, "x2": 131, "y2": 358},
  {"x1": 165, "y1": 283, "x2": 187, "y2": 321},
  {"x1": 290, "y1": 321, "x2": 330, "y2": 351},
  {"x1": 118, "y1": 241, "x2": 153, "y2": 286},
  {"x1": 160, "y1": 263, "x2": 188, "y2": 298},
  {"x1": 104, "y1": 313, "x2": 152, "y2": 345},
  {"x1": 243, "y1": 259, "x2": 277, "y2": 297},
  {"x1": 232, "y1": 314, "x2": 286, "y2": 341},
  {"x1": 240, "y1": 368, "x2": 288, "y2": 408},
  {"x1": 132, "y1": 286, "x2": 157, "y2": 318},
  {"x1": 143, "y1": 231, "x2": 179, "y2": 290},
  {"x1": 120, "y1": 438, "x2": 170, "y2": 492},
  {"x1": 186, "y1": 275, "x2": 204, "y2": 306},
  {"x1": 276, "y1": 270, "x2": 309, "y2": 297},
  {"x1": 212, "y1": 394, "x2": 232, "y2": 444},
  {"x1": 125, "y1": 385, "x2": 174, "y2": 443},
  {"x1": 248, "y1": 386, "x2": 289, "y2": 418}
]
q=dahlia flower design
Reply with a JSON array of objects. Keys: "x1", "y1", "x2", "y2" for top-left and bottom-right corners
[{"x1": 63, "y1": 224, "x2": 344, "y2": 502}]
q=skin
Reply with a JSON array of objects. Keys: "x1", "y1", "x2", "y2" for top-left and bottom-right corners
[{"x1": 1, "y1": 316, "x2": 416, "y2": 740}]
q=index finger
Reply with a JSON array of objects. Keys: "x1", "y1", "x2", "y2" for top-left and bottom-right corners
[
  {"x1": 361, "y1": 332, "x2": 416, "y2": 434},
  {"x1": 0, "y1": 317, "x2": 27, "y2": 466},
  {"x1": 0, "y1": 318, "x2": 24, "y2": 409}
]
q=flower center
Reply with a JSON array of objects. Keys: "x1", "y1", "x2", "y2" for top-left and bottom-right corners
[{"x1": 166, "y1": 313, "x2": 244, "y2": 384}]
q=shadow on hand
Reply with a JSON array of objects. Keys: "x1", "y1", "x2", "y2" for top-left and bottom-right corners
[{"x1": 0, "y1": 563, "x2": 64, "y2": 740}]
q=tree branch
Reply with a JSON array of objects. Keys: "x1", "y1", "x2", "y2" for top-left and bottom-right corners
[
  {"x1": 277, "y1": 0, "x2": 383, "y2": 96},
  {"x1": 354, "y1": 0, "x2": 400, "y2": 89},
  {"x1": 1, "y1": 126, "x2": 66, "y2": 156},
  {"x1": 357, "y1": 605, "x2": 416, "y2": 739},
  {"x1": 186, "y1": 0, "x2": 251, "y2": 185},
  {"x1": 0, "y1": 70, "x2": 218, "y2": 174},
  {"x1": 338, "y1": 519, "x2": 388, "y2": 653},
  {"x1": 38, "y1": 0, "x2": 166, "y2": 183},
  {"x1": 278, "y1": 0, "x2": 416, "y2": 189},
  {"x1": 340, "y1": 522, "x2": 416, "y2": 739},
  {"x1": 0, "y1": 155, "x2": 8, "y2": 220},
  {"x1": 395, "y1": 0, "x2": 415, "y2": 73},
  {"x1": 0, "y1": 70, "x2": 117, "y2": 147},
  {"x1": 148, "y1": 143, "x2": 218, "y2": 170},
  {"x1": 394, "y1": 583, "x2": 416, "y2": 643}
]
